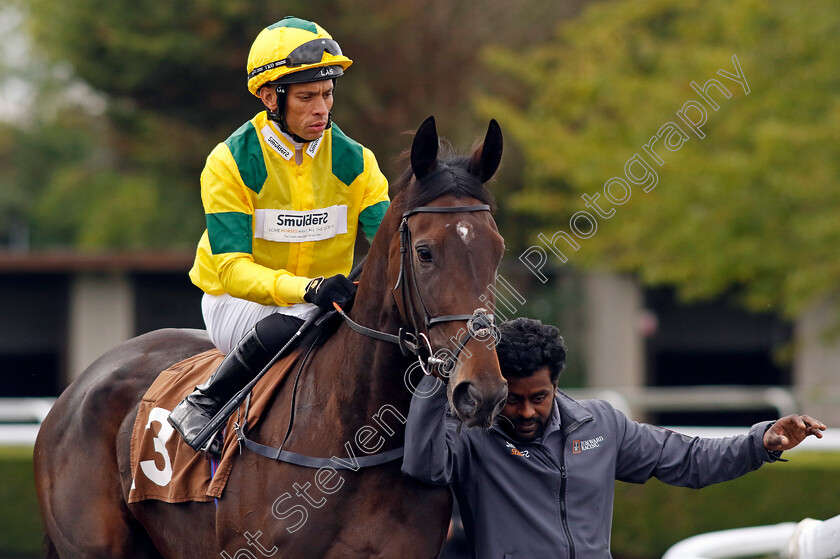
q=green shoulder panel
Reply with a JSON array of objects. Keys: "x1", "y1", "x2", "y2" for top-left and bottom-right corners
[
  {"x1": 224, "y1": 121, "x2": 267, "y2": 194},
  {"x1": 268, "y1": 17, "x2": 318, "y2": 33},
  {"x1": 330, "y1": 123, "x2": 365, "y2": 186}
]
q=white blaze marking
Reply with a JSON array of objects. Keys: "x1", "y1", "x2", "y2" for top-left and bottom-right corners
[{"x1": 456, "y1": 221, "x2": 474, "y2": 245}]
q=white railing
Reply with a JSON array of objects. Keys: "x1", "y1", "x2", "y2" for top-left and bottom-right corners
[
  {"x1": 788, "y1": 515, "x2": 840, "y2": 559},
  {"x1": 663, "y1": 514, "x2": 840, "y2": 559},
  {"x1": 563, "y1": 385, "x2": 840, "y2": 451},
  {"x1": 564, "y1": 385, "x2": 799, "y2": 419},
  {"x1": 662, "y1": 523, "x2": 797, "y2": 559},
  {"x1": 1, "y1": 387, "x2": 837, "y2": 448},
  {"x1": 0, "y1": 397, "x2": 55, "y2": 445},
  {"x1": 661, "y1": 426, "x2": 840, "y2": 452}
]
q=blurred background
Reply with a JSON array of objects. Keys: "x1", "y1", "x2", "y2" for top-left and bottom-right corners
[{"x1": 1, "y1": 0, "x2": 838, "y2": 557}]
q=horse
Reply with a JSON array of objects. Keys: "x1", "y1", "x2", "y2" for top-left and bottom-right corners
[{"x1": 34, "y1": 115, "x2": 508, "y2": 558}]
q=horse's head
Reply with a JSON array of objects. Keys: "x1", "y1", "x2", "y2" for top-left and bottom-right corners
[{"x1": 389, "y1": 116, "x2": 508, "y2": 428}]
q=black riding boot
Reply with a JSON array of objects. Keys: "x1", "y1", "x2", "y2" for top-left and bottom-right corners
[
  {"x1": 168, "y1": 327, "x2": 273, "y2": 451},
  {"x1": 168, "y1": 313, "x2": 304, "y2": 452}
]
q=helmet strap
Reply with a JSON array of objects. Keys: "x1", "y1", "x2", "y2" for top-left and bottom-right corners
[{"x1": 264, "y1": 80, "x2": 335, "y2": 144}]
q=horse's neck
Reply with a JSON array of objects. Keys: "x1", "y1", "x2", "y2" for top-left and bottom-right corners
[
  {"x1": 293, "y1": 245, "x2": 416, "y2": 447},
  {"x1": 327, "y1": 319, "x2": 409, "y2": 413},
  {"x1": 329, "y1": 259, "x2": 412, "y2": 406}
]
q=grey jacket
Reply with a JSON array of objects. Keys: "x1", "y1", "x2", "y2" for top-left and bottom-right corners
[{"x1": 401, "y1": 375, "x2": 779, "y2": 559}]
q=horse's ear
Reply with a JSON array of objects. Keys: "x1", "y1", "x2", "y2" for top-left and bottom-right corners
[
  {"x1": 469, "y1": 119, "x2": 504, "y2": 183},
  {"x1": 411, "y1": 116, "x2": 439, "y2": 181}
]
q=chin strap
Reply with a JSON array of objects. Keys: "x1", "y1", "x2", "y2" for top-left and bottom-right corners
[{"x1": 265, "y1": 81, "x2": 334, "y2": 144}]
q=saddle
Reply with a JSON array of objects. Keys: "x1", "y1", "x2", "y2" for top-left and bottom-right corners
[{"x1": 128, "y1": 348, "x2": 300, "y2": 503}]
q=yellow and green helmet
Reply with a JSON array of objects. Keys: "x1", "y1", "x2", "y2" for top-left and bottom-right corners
[{"x1": 247, "y1": 17, "x2": 353, "y2": 97}]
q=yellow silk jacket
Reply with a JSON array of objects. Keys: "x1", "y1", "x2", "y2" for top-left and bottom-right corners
[{"x1": 189, "y1": 112, "x2": 389, "y2": 306}]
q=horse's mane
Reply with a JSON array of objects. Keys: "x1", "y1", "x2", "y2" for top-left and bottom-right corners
[{"x1": 392, "y1": 143, "x2": 496, "y2": 212}]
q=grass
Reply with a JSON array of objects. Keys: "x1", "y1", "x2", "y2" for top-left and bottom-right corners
[
  {"x1": 0, "y1": 447, "x2": 42, "y2": 556},
  {"x1": 612, "y1": 452, "x2": 840, "y2": 558}
]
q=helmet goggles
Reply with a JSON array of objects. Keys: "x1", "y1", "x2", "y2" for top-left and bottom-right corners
[{"x1": 248, "y1": 39, "x2": 343, "y2": 80}]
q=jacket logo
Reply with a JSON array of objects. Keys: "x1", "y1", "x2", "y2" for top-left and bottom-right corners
[
  {"x1": 275, "y1": 211, "x2": 329, "y2": 227},
  {"x1": 261, "y1": 124, "x2": 293, "y2": 161},
  {"x1": 505, "y1": 441, "x2": 530, "y2": 458},
  {"x1": 306, "y1": 137, "x2": 322, "y2": 158},
  {"x1": 572, "y1": 436, "x2": 604, "y2": 454},
  {"x1": 255, "y1": 205, "x2": 348, "y2": 243}
]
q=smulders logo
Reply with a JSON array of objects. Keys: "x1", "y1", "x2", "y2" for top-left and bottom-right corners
[
  {"x1": 275, "y1": 211, "x2": 330, "y2": 228},
  {"x1": 572, "y1": 435, "x2": 604, "y2": 454}
]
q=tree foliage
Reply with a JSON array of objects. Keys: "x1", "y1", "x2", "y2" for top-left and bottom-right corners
[
  {"x1": 479, "y1": 0, "x2": 840, "y2": 316},
  {"x1": 2, "y1": 0, "x2": 581, "y2": 250}
]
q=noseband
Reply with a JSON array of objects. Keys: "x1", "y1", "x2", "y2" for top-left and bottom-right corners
[{"x1": 335, "y1": 203, "x2": 497, "y2": 378}]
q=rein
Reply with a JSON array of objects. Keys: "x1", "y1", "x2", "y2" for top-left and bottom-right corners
[{"x1": 234, "y1": 327, "x2": 406, "y2": 470}]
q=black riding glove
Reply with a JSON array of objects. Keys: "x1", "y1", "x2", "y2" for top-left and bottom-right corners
[{"x1": 304, "y1": 274, "x2": 357, "y2": 310}]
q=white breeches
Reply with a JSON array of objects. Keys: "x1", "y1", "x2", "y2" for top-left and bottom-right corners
[{"x1": 201, "y1": 293, "x2": 318, "y2": 354}]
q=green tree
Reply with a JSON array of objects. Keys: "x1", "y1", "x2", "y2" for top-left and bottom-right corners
[
  {"x1": 10, "y1": 0, "x2": 581, "y2": 250},
  {"x1": 479, "y1": 0, "x2": 840, "y2": 317}
]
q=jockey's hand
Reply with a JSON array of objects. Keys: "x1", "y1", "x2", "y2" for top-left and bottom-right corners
[
  {"x1": 763, "y1": 414, "x2": 826, "y2": 452},
  {"x1": 304, "y1": 274, "x2": 357, "y2": 310}
]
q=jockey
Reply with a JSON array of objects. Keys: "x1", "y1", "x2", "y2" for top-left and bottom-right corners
[{"x1": 168, "y1": 17, "x2": 390, "y2": 451}]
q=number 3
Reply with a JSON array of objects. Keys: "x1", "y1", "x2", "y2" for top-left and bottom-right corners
[{"x1": 139, "y1": 407, "x2": 174, "y2": 486}]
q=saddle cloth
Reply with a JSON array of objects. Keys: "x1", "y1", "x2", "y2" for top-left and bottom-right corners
[{"x1": 128, "y1": 348, "x2": 300, "y2": 503}]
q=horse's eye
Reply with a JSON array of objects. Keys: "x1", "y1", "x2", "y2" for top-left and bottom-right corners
[{"x1": 416, "y1": 246, "x2": 433, "y2": 262}]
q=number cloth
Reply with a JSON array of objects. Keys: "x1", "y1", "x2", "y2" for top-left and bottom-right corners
[{"x1": 128, "y1": 348, "x2": 301, "y2": 503}]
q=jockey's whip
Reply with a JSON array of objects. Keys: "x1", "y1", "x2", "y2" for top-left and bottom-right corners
[{"x1": 189, "y1": 258, "x2": 366, "y2": 453}]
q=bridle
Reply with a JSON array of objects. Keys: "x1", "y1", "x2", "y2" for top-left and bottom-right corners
[
  {"x1": 335, "y1": 203, "x2": 498, "y2": 379},
  {"x1": 236, "y1": 203, "x2": 499, "y2": 467}
]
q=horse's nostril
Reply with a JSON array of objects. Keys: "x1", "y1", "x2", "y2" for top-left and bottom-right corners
[
  {"x1": 452, "y1": 381, "x2": 483, "y2": 419},
  {"x1": 492, "y1": 384, "x2": 508, "y2": 415}
]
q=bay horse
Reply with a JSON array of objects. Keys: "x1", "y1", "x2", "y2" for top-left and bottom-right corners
[{"x1": 34, "y1": 116, "x2": 507, "y2": 558}]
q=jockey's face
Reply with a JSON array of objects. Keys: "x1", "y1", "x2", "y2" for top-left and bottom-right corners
[
  {"x1": 499, "y1": 366, "x2": 554, "y2": 443},
  {"x1": 284, "y1": 80, "x2": 334, "y2": 141}
]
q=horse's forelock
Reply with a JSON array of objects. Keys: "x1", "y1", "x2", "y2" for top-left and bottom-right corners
[{"x1": 396, "y1": 154, "x2": 495, "y2": 212}]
